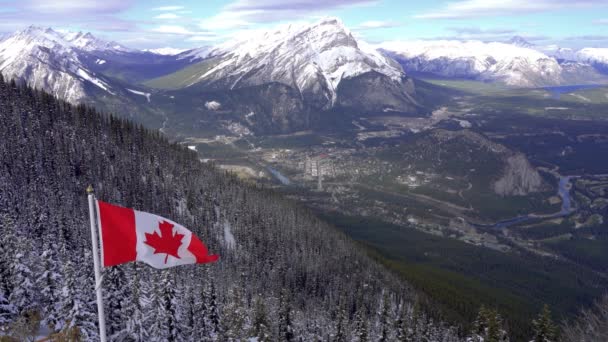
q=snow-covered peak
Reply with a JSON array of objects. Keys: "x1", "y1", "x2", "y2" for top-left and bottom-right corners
[
  {"x1": 206, "y1": 17, "x2": 356, "y2": 62},
  {"x1": 507, "y1": 36, "x2": 534, "y2": 48},
  {"x1": 379, "y1": 40, "x2": 550, "y2": 61},
  {"x1": 0, "y1": 26, "x2": 116, "y2": 102},
  {"x1": 144, "y1": 47, "x2": 187, "y2": 56},
  {"x1": 61, "y1": 30, "x2": 131, "y2": 53},
  {"x1": 185, "y1": 17, "x2": 403, "y2": 99},
  {"x1": 378, "y1": 39, "x2": 562, "y2": 87},
  {"x1": 576, "y1": 48, "x2": 608, "y2": 64}
]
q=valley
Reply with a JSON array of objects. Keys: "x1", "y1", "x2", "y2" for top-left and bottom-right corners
[{"x1": 178, "y1": 78, "x2": 608, "y2": 338}]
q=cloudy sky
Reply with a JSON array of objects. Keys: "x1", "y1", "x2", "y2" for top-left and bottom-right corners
[{"x1": 0, "y1": 0, "x2": 607, "y2": 49}]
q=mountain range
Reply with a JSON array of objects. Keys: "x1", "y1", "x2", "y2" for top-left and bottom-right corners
[{"x1": 1, "y1": 20, "x2": 607, "y2": 135}]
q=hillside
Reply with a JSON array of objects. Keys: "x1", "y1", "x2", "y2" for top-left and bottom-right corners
[{"x1": 0, "y1": 75, "x2": 460, "y2": 340}]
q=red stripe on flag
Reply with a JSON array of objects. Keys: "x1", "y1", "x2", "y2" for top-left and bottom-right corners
[
  {"x1": 188, "y1": 234, "x2": 219, "y2": 264},
  {"x1": 97, "y1": 201, "x2": 137, "y2": 267}
]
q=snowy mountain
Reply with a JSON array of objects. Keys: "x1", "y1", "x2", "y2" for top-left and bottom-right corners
[
  {"x1": 507, "y1": 36, "x2": 535, "y2": 49},
  {"x1": 379, "y1": 40, "x2": 563, "y2": 87},
  {"x1": 61, "y1": 31, "x2": 132, "y2": 53},
  {"x1": 574, "y1": 48, "x2": 608, "y2": 72},
  {"x1": 0, "y1": 26, "x2": 117, "y2": 102},
  {"x1": 144, "y1": 47, "x2": 187, "y2": 56},
  {"x1": 147, "y1": 17, "x2": 419, "y2": 134},
  {"x1": 183, "y1": 18, "x2": 404, "y2": 103}
]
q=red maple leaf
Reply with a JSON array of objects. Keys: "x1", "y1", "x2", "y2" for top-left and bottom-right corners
[{"x1": 144, "y1": 221, "x2": 185, "y2": 264}]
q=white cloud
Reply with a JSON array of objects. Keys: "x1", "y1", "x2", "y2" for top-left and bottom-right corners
[
  {"x1": 415, "y1": 0, "x2": 608, "y2": 19},
  {"x1": 152, "y1": 6, "x2": 184, "y2": 11},
  {"x1": 199, "y1": 0, "x2": 377, "y2": 30},
  {"x1": 199, "y1": 12, "x2": 252, "y2": 31},
  {"x1": 186, "y1": 35, "x2": 219, "y2": 42},
  {"x1": 355, "y1": 20, "x2": 401, "y2": 30},
  {"x1": 151, "y1": 25, "x2": 195, "y2": 35},
  {"x1": 154, "y1": 13, "x2": 180, "y2": 19}
]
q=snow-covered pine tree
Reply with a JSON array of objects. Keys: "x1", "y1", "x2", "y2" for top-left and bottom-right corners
[
  {"x1": 332, "y1": 302, "x2": 347, "y2": 342},
  {"x1": 531, "y1": 304, "x2": 557, "y2": 342},
  {"x1": 205, "y1": 280, "x2": 221, "y2": 339},
  {"x1": 149, "y1": 270, "x2": 179, "y2": 341},
  {"x1": 177, "y1": 281, "x2": 196, "y2": 341},
  {"x1": 354, "y1": 310, "x2": 368, "y2": 342},
  {"x1": 36, "y1": 243, "x2": 62, "y2": 331},
  {"x1": 395, "y1": 303, "x2": 411, "y2": 342},
  {"x1": 105, "y1": 265, "x2": 130, "y2": 340},
  {"x1": 277, "y1": 290, "x2": 295, "y2": 341},
  {"x1": 9, "y1": 246, "x2": 37, "y2": 317},
  {"x1": 58, "y1": 256, "x2": 98, "y2": 340},
  {"x1": 377, "y1": 293, "x2": 391, "y2": 341},
  {"x1": 124, "y1": 264, "x2": 149, "y2": 341},
  {"x1": 0, "y1": 215, "x2": 17, "y2": 330},
  {"x1": 251, "y1": 295, "x2": 271, "y2": 341},
  {"x1": 221, "y1": 286, "x2": 249, "y2": 341}
]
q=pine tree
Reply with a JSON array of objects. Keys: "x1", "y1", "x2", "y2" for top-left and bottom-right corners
[
  {"x1": 206, "y1": 280, "x2": 221, "y2": 339},
  {"x1": 395, "y1": 304, "x2": 411, "y2": 342},
  {"x1": 125, "y1": 265, "x2": 148, "y2": 341},
  {"x1": 332, "y1": 304, "x2": 347, "y2": 342},
  {"x1": 469, "y1": 306, "x2": 509, "y2": 342},
  {"x1": 532, "y1": 304, "x2": 557, "y2": 342},
  {"x1": 378, "y1": 294, "x2": 391, "y2": 342},
  {"x1": 221, "y1": 286, "x2": 248, "y2": 341},
  {"x1": 105, "y1": 266, "x2": 130, "y2": 340},
  {"x1": 0, "y1": 219, "x2": 16, "y2": 330},
  {"x1": 9, "y1": 249, "x2": 37, "y2": 316},
  {"x1": 354, "y1": 310, "x2": 368, "y2": 342},
  {"x1": 251, "y1": 296, "x2": 271, "y2": 341},
  {"x1": 36, "y1": 245, "x2": 62, "y2": 331},
  {"x1": 58, "y1": 257, "x2": 98, "y2": 340},
  {"x1": 278, "y1": 290, "x2": 295, "y2": 341}
]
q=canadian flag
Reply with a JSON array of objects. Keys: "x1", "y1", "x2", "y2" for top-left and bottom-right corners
[{"x1": 96, "y1": 200, "x2": 219, "y2": 269}]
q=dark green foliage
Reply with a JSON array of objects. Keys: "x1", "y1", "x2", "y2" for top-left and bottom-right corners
[{"x1": 532, "y1": 305, "x2": 557, "y2": 342}]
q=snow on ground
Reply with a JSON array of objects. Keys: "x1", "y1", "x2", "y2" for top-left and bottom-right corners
[
  {"x1": 570, "y1": 94, "x2": 591, "y2": 102},
  {"x1": 223, "y1": 221, "x2": 236, "y2": 250},
  {"x1": 187, "y1": 145, "x2": 197, "y2": 151},
  {"x1": 95, "y1": 58, "x2": 106, "y2": 65},
  {"x1": 205, "y1": 100, "x2": 221, "y2": 110},
  {"x1": 545, "y1": 107, "x2": 569, "y2": 110},
  {"x1": 144, "y1": 47, "x2": 187, "y2": 55},
  {"x1": 76, "y1": 68, "x2": 114, "y2": 94},
  {"x1": 458, "y1": 119, "x2": 472, "y2": 128},
  {"x1": 126, "y1": 88, "x2": 151, "y2": 102}
]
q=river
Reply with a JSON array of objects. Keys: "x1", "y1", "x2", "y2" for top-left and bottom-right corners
[
  {"x1": 544, "y1": 84, "x2": 601, "y2": 100},
  {"x1": 474, "y1": 175, "x2": 575, "y2": 229},
  {"x1": 267, "y1": 166, "x2": 291, "y2": 185}
]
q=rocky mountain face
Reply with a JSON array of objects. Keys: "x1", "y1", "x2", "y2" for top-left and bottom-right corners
[
  {"x1": 188, "y1": 18, "x2": 412, "y2": 109},
  {"x1": 150, "y1": 18, "x2": 420, "y2": 134},
  {"x1": 0, "y1": 26, "x2": 118, "y2": 103},
  {"x1": 411, "y1": 129, "x2": 544, "y2": 196},
  {"x1": 379, "y1": 37, "x2": 608, "y2": 87},
  {"x1": 493, "y1": 154, "x2": 543, "y2": 196}
]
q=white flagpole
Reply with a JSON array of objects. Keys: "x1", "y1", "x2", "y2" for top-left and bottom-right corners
[{"x1": 87, "y1": 185, "x2": 107, "y2": 342}]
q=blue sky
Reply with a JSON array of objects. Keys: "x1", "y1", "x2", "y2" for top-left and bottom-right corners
[{"x1": 1, "y1": 0, "x2": 608, "y2": 49}]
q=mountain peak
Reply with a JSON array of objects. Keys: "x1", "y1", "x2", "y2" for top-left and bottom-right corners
[{"x1": 508, "y1": 36, "x2": 534, "y2": 48}]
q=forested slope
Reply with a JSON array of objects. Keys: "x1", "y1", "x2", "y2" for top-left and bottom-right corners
[{"x1": 0, "y1": 75, "x2": 460, "y2": 341}]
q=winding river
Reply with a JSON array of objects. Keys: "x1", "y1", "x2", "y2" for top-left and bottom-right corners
[
  {"x1": 267, "y1": 166, "x2": 291, "y2": 185},
  {"x1": 474, "y1": 176, "x2": 575, "y2": 229}
]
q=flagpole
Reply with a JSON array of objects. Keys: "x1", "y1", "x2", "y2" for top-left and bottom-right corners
[{"x1": 87, "y1": 185, "x2": 107, "y2": 342}]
